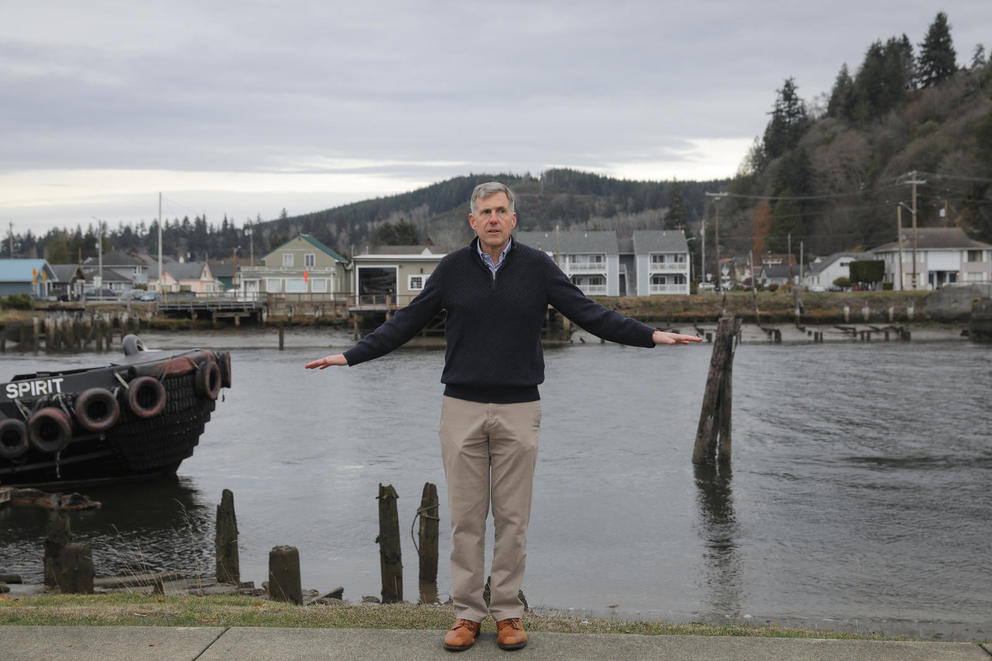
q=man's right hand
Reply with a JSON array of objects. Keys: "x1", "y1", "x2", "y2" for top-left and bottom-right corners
[{"x1": 305, "y1": 354, "x2": 348, "y2": 369}]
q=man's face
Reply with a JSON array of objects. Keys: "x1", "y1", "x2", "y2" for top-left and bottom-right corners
[{"x1": 469, "y1": 192, "x2": 517, "y2": 253}]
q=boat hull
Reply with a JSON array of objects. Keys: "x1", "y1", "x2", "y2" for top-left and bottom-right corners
[{"x1": 0, "y1": 338, "x2": 229, "y2": 485}]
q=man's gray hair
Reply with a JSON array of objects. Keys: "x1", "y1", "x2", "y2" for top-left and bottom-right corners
[{"x1": 470, "y1": 181, "x2": 516, "y2": 215}]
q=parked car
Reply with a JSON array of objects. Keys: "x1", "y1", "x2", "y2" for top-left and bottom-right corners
[
  {"x1": 139, "y1": 292, "x2": 158, "y2": 302},
  {"x1": 83, "y1": 288, "x2": 117, "y2": 298}
]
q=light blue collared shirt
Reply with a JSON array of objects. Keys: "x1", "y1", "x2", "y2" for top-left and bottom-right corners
[{"x1": 477, "y1": 237, "x2": 512, "y2": 275}]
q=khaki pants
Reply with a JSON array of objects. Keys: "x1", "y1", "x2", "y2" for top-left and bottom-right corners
[{"x1": 439, "y1": 396, "x2": 541, "y2": 622}]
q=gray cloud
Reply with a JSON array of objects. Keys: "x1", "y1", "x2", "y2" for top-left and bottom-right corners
[{"x1": 1, "y1": 0, "x2": 988, "y2": 231}]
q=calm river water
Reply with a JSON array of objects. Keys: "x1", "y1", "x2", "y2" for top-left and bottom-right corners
[{"x1": 2, "y1": 328, "x2": 990, "y2": 639}]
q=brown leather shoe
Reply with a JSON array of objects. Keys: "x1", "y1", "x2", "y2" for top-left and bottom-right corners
[
  {"x1": 443, "y1": 618, "x2": 481, "y2": 651},
  {"x1": 496, "y1": 618, "x2": 527, "y2": 650}
]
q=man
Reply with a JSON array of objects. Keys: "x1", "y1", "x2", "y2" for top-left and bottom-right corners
[{"x1": 306, "y1": 181, "x2": 700, "y2": 651}]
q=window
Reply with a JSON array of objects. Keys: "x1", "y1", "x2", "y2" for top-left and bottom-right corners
[
  {"x1": 310, "y1": 278, "x2": 329, "y2": 293},
  {"x1": 266, "y1": 278, "x2": 283, "y2": 292},
  {"x1": 408, "y1": 275, "x2": 425, "y2": 291},
  {"x1": 304, "y1": 253, "x2": 316, "y2": 267},
  {"x1": 967, "y1": 250, "x2": 983, "y2": 263},
  {"x1": 286, "y1": 278, "x2": 306, "y2": 293},
  {"x1": 282, "y1": 253, "x2": 294, "y2": 267}
]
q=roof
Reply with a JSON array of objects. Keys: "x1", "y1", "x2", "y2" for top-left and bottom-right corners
[
  {"x1": 761, "y1": 265, "x2": 796, "y2": 279},
  {"x1": 872, "y1": 227, "x2": 992, "y2": 252},
  {"x1": 515, "y1": 230, "x2": 619, "y2": 255},
  {"x1": 50, "y1": 264, "x2": 84, "y2": 282},
  {"x1": 360, "y1": 245, "x2": 438, "y2": 256},
  {"x1": 149, "y1": 260, "x2": 208, "y2": 281},
  {"x1": 209, "y1": 262, "x2": 236, "y2": 278},
  {"x1": 298, "y1": 234, "x2": 348, "y2": 263},
  {"x1": 82, "y1": 251, "x2": 147, "y2": 267},
  {"x1": 806, "y1": 252, "x2": 875, "y2": 276},
  {"x1": 0, "y1": 259, "x2": 55, "y2": 282},
  {"x1": 631, "y1": 230, "x2": 689, "y2": 254},
  {"x1": 82, "y1": 267, "x2": 133, "y2": 284}
]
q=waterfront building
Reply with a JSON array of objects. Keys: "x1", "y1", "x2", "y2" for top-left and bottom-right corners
[
  {"x1": 240, "y1": 234, "x2": 349, "y2": 302},
  {"x1": 872, "y1": 227, "x2": 992, "y2": 290}
]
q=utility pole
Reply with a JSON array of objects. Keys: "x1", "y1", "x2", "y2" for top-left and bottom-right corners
[
  {"x1": 787, "y1": 232, "x2": 792, "y2": 285},
  {"x1": 158, "y1": 193, "x2": 164, "y2": 298},
  {"x1": 900, "y1": 171, "x2": 926, "y2": 289},
  {"x1": 705, "y1": 192, "x2": 726, "y2": 290},
  {"x1": 700, "y1": 217, "x2": 706, "y2": 285},
  {"x1": 897, "y1": 205, "x2": 905, "y2": 290},
  {"x1": 91, "y1": 217, "x2": 105, "y2": 290}
]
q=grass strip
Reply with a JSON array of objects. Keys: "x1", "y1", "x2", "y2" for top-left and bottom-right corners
[{"x1": 0, "y1": 593, "x2": 882, "y2": 639}]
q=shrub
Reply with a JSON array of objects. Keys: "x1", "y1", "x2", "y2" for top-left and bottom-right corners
[
  {"x1": 833, "y1": 277, "x2": 852, "y2": 289},
  {"x1": 1, "y1": 294, "x2": 33, "y2": 310}
]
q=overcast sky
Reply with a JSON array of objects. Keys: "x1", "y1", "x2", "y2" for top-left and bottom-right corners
[{"x1": 1, "y1": 1, "x2": 988, "y2": 236}]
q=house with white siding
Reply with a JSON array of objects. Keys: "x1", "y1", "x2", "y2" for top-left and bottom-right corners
[
  {"x1": 516, "y1": 230, "x2": 620, "y2": 296},
  {"x1": 632, "y1": 230, "x2": 691, "y2": 295},
  {"x1": 802, "y1": 252, "x2": 874, "y2": 290},
  {"x1": 871, "y1": 227, "x2": 992, "y2": 290}
]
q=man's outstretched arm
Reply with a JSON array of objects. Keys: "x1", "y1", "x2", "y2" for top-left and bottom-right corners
[
  {"x1": 305, "y1": 354, "x2": 348, "y2": 369},
  {"x1": 652, "y1": 330, "x2": 702, "y2": 345}
]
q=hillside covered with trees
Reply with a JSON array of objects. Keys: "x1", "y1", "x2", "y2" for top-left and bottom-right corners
[{"x1": 713, "y1": 11, "x2": 992, "y2": 273}]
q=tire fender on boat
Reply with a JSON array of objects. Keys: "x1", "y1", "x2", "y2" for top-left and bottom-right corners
[
  {"x1": 74, "y1": 387, "x2": 121, "y2": 432},
  {"x1": 0, "y1": 417, "x2": 30, "y2": 460},
  {"x1": 217, "y1": 351, "x2": 232, "y2": 388},
  {"x1": 122, "y1": 334, "x2": 146, "y2": 356},
  {"x1": 27, "y1": 407, "x2": 72, "y2": 454},
  {"x1": 127, "y1": 376, "x2": 167, "y2": 418},
  {"x1": 196, "y1": 360, "x2": 222, "y2": 401}
]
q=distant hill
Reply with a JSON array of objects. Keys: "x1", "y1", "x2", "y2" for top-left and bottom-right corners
[{"x1": 261, "y1": 169, "x2": 727, "y2": 256}]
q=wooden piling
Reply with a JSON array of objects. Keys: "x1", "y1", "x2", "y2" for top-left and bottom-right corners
[
  {"x1": 278, "y1": 326, "x2": 285, "y2": 350},
  {"x1": 377, "y1": 483, "x2": 403, "y2": 604},
  {"x1": 268, "y1": 545, "x2": 302, "y2": 604},
  {"x1": 58, "y1": 542, "x2": 95, "y2": 594},
  {"x1": 44, "y1": 514, "x2": 71, "y2": 587},
  {"x1": 418, "y1": 483, "x2": 439, "y2": 585},
  {"x1": 215, "y1": 489, "x2": 240, "y2": 584},
  {"x1": 693, "y1": 315, "x2": 740, "y2": 466}
]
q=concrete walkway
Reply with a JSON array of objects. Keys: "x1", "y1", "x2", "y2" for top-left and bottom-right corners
[{"x1": 3, "y1": 626, "x2": 990, "y2": 660}]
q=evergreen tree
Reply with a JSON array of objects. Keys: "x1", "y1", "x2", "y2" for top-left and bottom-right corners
[
  {"x1": 762, "y1": 77, "x2": 810, "y2": 161},
  {"x1": 663, "y1": 179, "x2": 688, "y2": 229},
  {"x1": 827, "y1": 64, "x2": 856, "y2": 120},
  {"x1": 917, "y1": 11, "x2": 957, "y2": 88},
  {"x1": 766, "y1": 191, "x2": 802, "y2": 254}
]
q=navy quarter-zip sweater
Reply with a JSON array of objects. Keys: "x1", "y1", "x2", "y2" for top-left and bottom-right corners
[{"x1": 343, "y1": 238, "x2": 657, "y2": 403}]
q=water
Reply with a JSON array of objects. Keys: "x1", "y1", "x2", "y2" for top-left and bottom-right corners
[{"x1": 2, "y1": 329, "x2": 990, "y2": 640}]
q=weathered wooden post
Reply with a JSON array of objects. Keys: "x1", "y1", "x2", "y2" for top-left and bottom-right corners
[
  {"x1": 693, "y1": 315, "x2": 740, "y2": 466},
  {"x1": 268, "y1": 545, "x2": 302, "y2": 604},
  {"x1": 377, "y1": 483, "x2": 403, "y2": 603},
  {"x1": 278, "y1": 326, "x2": 285, "y2": 350},
  {"x1": 215, "y1": 489, "x2": 240, "y2": 584},
  {"x1": 44, "y1": 514, "x2": 71, "y2": 587},
  {"x1": 417, "y1": 482, "x2": 439, "y2": 603},
  {"x1": 58, "y1": 542, "x2": 95, "y2": 594}
]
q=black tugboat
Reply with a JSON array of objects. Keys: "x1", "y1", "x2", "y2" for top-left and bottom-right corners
[{"x1": 0, "y1": 335, "x2": 231, "y2": 485}]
